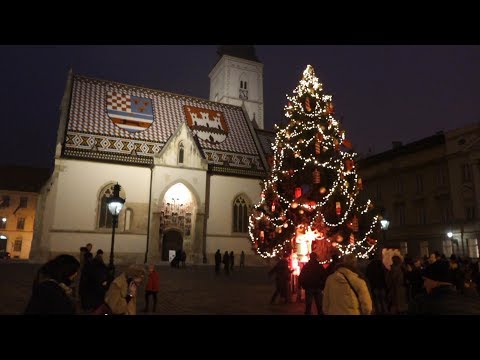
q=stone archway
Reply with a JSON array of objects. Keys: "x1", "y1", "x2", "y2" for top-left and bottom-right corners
[{"x1": 161, "y1": 229, "x2": 183, "y2": 261}]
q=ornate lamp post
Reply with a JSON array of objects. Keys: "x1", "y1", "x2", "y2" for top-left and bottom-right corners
[
  {"x1": 380, "y1": 218, "x2": 390, "y2": 247},
  {"x1": 107, "y1": 183, "x2": 125, "y2": 278}
]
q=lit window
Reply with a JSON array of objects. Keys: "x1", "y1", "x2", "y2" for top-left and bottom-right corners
[
  {"x1": 13, "y1": 239, "x2": 22, "y2": 252},
  {"x1": 17, "y1": 217, "x2": 25, "y2": 230},
  {"x1": 19, "y1": 197, "x2": 28, "y2": 208}
]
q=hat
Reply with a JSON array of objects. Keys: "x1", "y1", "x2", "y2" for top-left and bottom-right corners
[{"x1": 423, "y1": 260, "x2": 451, "y2": 282}]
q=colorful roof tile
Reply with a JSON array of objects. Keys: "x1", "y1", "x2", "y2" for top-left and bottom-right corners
[{"x1": 63, "y1": 75, "x2": 268, "y2": 177}]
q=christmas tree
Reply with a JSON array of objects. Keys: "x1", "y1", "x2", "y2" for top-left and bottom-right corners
[{"x1": 249, "y1": 65, "x2": 380, "y2": 269}]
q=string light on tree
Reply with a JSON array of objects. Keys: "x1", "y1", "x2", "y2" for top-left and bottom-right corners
[{"x1": 248, "y1": 65, "x2": 380, "y2": 267}]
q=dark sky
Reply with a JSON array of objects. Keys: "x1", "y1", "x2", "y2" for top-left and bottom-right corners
[{"x1": 1, "y1": 45, "x2": 479, "y2": 169}]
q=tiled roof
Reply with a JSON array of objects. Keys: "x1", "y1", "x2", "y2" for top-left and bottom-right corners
[
  {"x1": 255, "y1": 129, "x2": 276, "y2": 156},
  {"x1": 64, "y1": 75, "x2": 267, "y2": 177}
]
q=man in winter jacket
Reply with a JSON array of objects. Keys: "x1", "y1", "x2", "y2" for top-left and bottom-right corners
[{"x1": 299, "y1": 252, "x2": 327, "y2": 315}]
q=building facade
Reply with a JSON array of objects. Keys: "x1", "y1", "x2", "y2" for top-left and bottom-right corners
[
  {"x1": 358, "y1": 123, "x2": 480, "y2": 259},
  {"x1": 0, "y1": 167, "x2": 50, "y2": 259},
  {"x1": 31, "y1": 47, "x2": 275, "y2": 265}
]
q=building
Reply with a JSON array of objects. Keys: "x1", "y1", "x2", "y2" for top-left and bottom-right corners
[
  {"x1": 0, "y1": 166, "x2": 51, "y2": 259},
  {"x1": 30, "y1": 46, "x2": 275, "y2": 265},
  {"x1": 358, "y1": 123, "x2": 480, "y2": 259}
]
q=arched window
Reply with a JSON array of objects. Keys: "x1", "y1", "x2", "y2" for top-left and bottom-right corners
[
  {"x1": 124, "y1": 208, "x2": 132, "y2": 231},
  {"x1": 233, "y1": 195, "x2": 249, "y2": 233},
  {"x1": 178, "y1": 142, "x2": 185, "y2": 164},
  {"x1": 98, "y1": 183, "x2": 125, "y2": 229}
]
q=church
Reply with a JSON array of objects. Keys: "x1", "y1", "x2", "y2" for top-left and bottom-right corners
[{"x1": 30, "y1": 46, "x2": 275, "y2": 265}]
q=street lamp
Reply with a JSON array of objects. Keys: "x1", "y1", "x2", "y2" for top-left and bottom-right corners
[
  {"x1": 107, "y1": 183, "x2": 125, "y2": 278},
  {"x1": 380, "y1": 218, "x2": 390, "y2": 246},
  {"x1": 447, "y1": 231, "x2": 453, "y2": 239}
]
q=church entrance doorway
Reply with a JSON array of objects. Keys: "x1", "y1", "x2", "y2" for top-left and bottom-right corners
[{"x1": 162, "y1": 230, "x2": 183, "y2": 261}]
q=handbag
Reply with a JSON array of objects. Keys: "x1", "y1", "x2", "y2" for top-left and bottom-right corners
[{"x1": 91, "y1": 302, "x2": 112, "y2": 315}]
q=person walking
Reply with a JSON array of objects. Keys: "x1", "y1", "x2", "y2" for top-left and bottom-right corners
[
  {"x1": 229, "y1": 251, "x2": 235, "y2": 272},
  {"x1": 144, "y1": 264, "x2": 160, "y2": 313},
  {"x1": 223, "y1": 251, "x2": 230, "y2": 275},
  {"x1": 268, "y1": 253, "x2": 292, "y2": 304},
  {"x1": 240, "y1": 251, "x2": 246, "y2": 268},
  {"x1": 214, "y1": 249, "x2": 222, "y2": 275},
  {"x1": 298, "y1": 252, "x2": 327, "y2": 315}
]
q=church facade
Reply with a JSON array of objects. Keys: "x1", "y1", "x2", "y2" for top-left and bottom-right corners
[{"x1": 31, "y1": 47, "x2": 275, "y2": 265}]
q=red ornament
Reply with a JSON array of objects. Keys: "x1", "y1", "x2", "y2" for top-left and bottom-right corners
[
  {"x1": 326, "y1": 102, "x2": 335, "y2": 114},
  {"x1": 336, "y1": 201, "x2": 341, "y2": 215},
  {"x1": 342, "y1": 139, "x2": 353, "y2": 149},
  {"x1": 358, "y1": 178, "x2": 363, "y2": 190},
  {"x1": 352, "y1": 215, "x2": 359, "y2": 232},
  {"x1": 313, "y1": 169, "x2": 321, "y2": 184},
  {"x1": 295, "y1": 187, "x2": 302, "y2": 199},
  {"x1": 305, "y1": 97, "x2": 312, "y2": 112},
  {"x1": 345, "y1": 159, "x2": 354, "y2": 171}
]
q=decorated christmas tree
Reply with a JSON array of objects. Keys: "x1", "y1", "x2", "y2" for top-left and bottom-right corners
[{"x1": 249, "y1": 65, "x2": 380, "y2": 270}]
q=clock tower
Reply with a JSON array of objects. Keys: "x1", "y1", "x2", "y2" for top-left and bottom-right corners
[{"x1": 209, "y1": 46, "x2": 264, "y2": 129}]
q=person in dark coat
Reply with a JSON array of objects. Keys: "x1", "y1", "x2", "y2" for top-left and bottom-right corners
[
  {"x1": 229, "y1": 251, "x2": 235, "y2": 272},
  {"x1": 268, "y1": 253, "x2": 292, "y2": 304},
  {"x1": 365, "y1": 256, "x2": 388, "y2": 314},
  {"x1": 25, "y1": 254, "x2": 80, "y2": 314},
  {"x1": 223, "y1": 251, "x2": 230, "y2": 275},
  {"x1": 84, "y1": 249, "x2": 110, "y2": 312},
  {"x1": 214, "y1": 249, "x2": 222, "y2": 275},
  {"x1": 409, "y1": 259, "x2": 480, "y2": 315},
  {"x1": 298, "y1": 252, "x2": 327, "y2": 315},
  {"x1": 79, "y1": 251, "x2": 95, "y2": 311},
  {"x1": 240, "y1": 251, "x2": 246, "y2": 268}
]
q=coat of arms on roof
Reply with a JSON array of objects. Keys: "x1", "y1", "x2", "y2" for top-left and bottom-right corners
[
  {"x1": 106, "y1": 91, "x2": 154, "y2": 133},
  {"x1": 183, "y1": 105, "x2": 229, "y2": 144}
]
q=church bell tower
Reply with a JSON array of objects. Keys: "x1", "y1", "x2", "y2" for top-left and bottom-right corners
[{"x1": 209, "y1": 45, "x2": 264, "y2": 129}]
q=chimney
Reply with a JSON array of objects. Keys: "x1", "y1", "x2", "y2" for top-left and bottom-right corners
[{"x1": 392, "y1": 141, "x2": 402, "y2": 149}]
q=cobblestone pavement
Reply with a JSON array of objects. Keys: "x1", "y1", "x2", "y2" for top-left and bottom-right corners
[{"x1": 0, "y1": 262, "x2": 309, "y2": 315}]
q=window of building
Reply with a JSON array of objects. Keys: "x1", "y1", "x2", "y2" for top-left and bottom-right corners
[
  {"x1": 19, "y1": 196, "x2": 28, "y2": 208},
  {"x1": 233, "y1": 195, "x2": 249, "y2": 233},
  {"x1": 462, "y1": 163, "x2": 472, "y2": 182},
  {"x1": 239, "y1": 76, "x2": 248, "y2": 100},
  {"x1": 395, "y1": 204, "x2": 406, "y2": 225},
  {"x1": 0, "y1": 217, "x2": 6, "y2": 229},
  {"x1": 394, "y1": 178, "x2": 404, "y2": 194},
  {"x1": 441, "y1": 206, "x2": 450, "y2": 224},
  {"x1": 443, "y1": 239, "x2": 453, "y2": 258},
  {"x1": 98, "y1": 183, "x2": 125, "y2": 229},
  {"x1": 399, "y1": 241, "x2": 408, "y2": 256},
  {"x1": 0, "y1": 195, "x2": 10, "y2": 208},
  {"x1": 466, "y1": 206, "x2": 475, "y2": 221},
  {"x1": 178, "y1": 142, "x2": 184, "y2": 164},
  {"x1": 16, "y1": 217, "x2": 25, "y2": 230},
  {"x1": 124, "y1": 208, "x2": 132, "y2": 231},
  {"x1": 438, "y1": 166, "x2": 447, "y2": 185},
  {"x1": 416, "y1": 207, "x2": 426, "y2": 225},
  {"x1": 420, "y1": 240, "x2": 429, "y2": 258},
  {"x1": 13, "y1": 238, "x2": 22, "y2": 252},
  {"x1": 416, "y1": 174, "x2": 423, "y2": 193},
  {"x1": 467, "y1": 238, "x2": 479, "y2": 258}
]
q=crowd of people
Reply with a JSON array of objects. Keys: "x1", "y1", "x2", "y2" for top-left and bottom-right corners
[
  {"x1": 267, "y1": 249, "x2": 480, "y2": 315},
  {"x1": 23, "y1": 242, "x2": 480, "y2": 315}
]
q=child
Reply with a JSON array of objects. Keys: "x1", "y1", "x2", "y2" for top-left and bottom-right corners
[{"x1": 144, "y1": 264, "x2": 160, "y2": 313}]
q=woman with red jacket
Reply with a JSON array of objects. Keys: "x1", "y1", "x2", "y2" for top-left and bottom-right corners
[{"x1": 144, "y1": 264, "x2": 160, "y2": 313}]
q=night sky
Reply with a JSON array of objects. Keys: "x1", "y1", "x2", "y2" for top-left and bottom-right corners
[{"x1": 1, "y1": 45, "x2": 479, "y2": 169}]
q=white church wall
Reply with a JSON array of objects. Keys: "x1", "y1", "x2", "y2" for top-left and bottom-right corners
[
  {"x1": 52, "y1": 159, "x2": 151, "y2": 230},
  {"x1": 206, "y1": 175, "x2": 261, "y2": 255}
]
